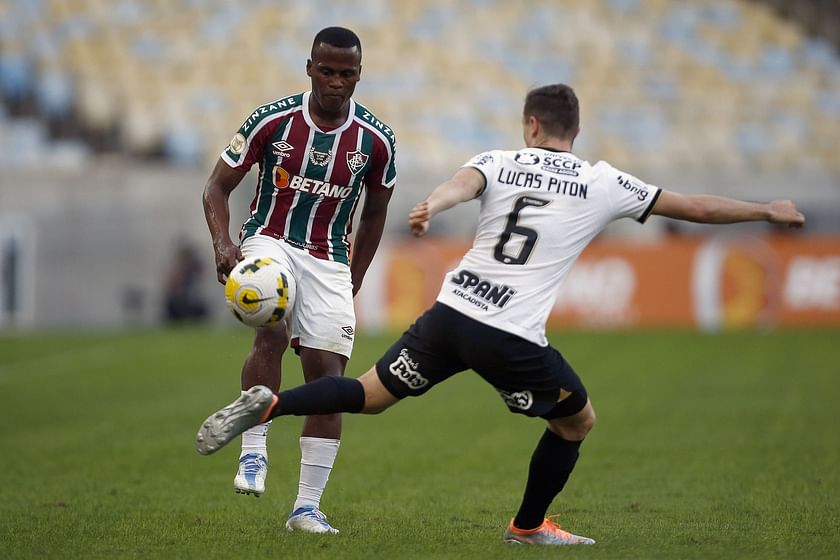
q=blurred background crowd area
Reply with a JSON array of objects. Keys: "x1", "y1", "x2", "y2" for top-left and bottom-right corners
[
  {"x1": 2, "y1": 0, "x2": 839, "y2": 178},
  {"x1": 1, "y1": 0, "x2": 839, "y2": 328}
]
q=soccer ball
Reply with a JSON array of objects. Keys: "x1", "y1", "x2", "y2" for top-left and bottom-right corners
[{"x1": 224, "y1": 256, "x2": 295, "y2": 327}]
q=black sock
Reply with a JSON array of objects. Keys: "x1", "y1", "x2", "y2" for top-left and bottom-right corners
[
  {"x1": 267, "y1": 376, "x2": 365, "y2": 419},
  {"x1": 513, "y1": 429, "x2": 583, "y2": 530}
]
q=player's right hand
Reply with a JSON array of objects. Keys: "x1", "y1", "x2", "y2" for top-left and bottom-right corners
[
  {"x1": 767, "y1": 200, "x2": 805, "y2": 228},
  {"x1": 409, "y1": 201, "x2": 431, "y2": 237},
  {"x1": 213, "y1": 242, "x2": 243, "y2": 284}
]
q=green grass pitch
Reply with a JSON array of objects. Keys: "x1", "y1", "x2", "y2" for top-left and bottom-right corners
[{"x1": 1, "y1": 327, "x2": 838, "y2": 559}]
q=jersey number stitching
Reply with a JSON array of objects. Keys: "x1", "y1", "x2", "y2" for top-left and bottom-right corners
[{"x1": 493, "y1": 195, "x2": 551, "y2": 265}]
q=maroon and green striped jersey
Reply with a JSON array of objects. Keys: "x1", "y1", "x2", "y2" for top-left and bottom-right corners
[{"x1": 221, "y1": 91, "x2": 397, "y2": 265}]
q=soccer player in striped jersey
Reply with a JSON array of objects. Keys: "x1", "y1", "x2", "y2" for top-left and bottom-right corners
[
  {"x1": 201, "y1": 27, "x2": 396, "y2": 534},
  {"x1": 197, "y1": 84, "x2": 804, "y2": 544}
]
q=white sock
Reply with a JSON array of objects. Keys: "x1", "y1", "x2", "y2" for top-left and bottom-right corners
[
  {"x1": 293, "y1": 437, "x2": 340, "y2": 510},
  {"x1": 240, "y1": 391, "x2": 270, "y2": 459}
]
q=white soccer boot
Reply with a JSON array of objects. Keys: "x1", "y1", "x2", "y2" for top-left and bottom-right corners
[
  {"x1": 285, "y1": 505, "x2": 340, "y2": 534},
  {"x1": 196, "y1": 386, "x2": 277, "y2": 455},
  {"x1": 233, "y1": 453, "x2": 268, "y2": 497}
]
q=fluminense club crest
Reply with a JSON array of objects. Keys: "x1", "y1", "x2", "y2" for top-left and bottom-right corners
[{"x1": 346, "y1": 150, "x2": 369, "y2": 174}]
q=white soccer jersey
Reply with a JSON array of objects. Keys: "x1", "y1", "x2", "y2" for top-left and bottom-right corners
[{"x1": 436, "y1": 147, "x2": 661, "y2": 346}]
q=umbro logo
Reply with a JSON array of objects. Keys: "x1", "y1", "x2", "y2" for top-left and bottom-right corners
[
  {"x1": 272, "y1": 141, "x2": 293, "y2": 158},
  {"x1": 341, "y1": 326, "x2": 354, "y2": 336}
]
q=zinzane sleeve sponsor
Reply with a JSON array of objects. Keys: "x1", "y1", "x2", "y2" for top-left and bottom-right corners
[
  {"x1": 462, "y1": 151, "x2": 498, "y2": 195},
  {"x1": 601, "y1": 162, "x2": 662, "y2": 223}
]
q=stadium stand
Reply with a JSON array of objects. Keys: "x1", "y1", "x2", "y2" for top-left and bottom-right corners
[
  {"x1": 1, "y1": 0, "x2": 838, "y2": 329},
  {"x1": 0, "y1": 0, "x2": 838, "y2": 178}
]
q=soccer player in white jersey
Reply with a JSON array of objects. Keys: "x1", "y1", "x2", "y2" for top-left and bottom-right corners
[
  {"x1": 201, "y1": 27, "x2": 396, "y2": 534},
  {"x1": 196, "y1": 84, "x2": 804, "y2": 545}
]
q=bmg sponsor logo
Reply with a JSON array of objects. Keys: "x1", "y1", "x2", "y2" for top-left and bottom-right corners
[
  {"x1": 388, "y1": 349, "x2": 429, "y2": 390},
  {"x1": 617, "y1": 174, "x2": 650, "y2": 202}
]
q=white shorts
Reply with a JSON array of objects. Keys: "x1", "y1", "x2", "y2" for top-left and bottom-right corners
[{"x1": 240, "y1": 235, "x2": 355, "y2": 358}]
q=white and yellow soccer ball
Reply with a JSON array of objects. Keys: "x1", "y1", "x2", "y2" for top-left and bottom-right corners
[{"x1": 224, "y1": 256, "x2": 295, "y2": 328}]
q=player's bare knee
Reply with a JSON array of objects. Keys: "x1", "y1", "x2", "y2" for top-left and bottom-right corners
[
  {"x1": 549, "y1": 401, "x2": 596, "y2": 441},
  {"x1": 549, "y1": 420, "x2": 591, "y2": 442},
  {"x1": 359, "y1": 368, "x2": 399, "y2": 414},
  {"x1": 360, "y1": 387, "x2": 397, "y2": 414},
  {"x1": 361, "y1": 402, "x2": 389, "y2": 414},
  {"x1": 577, "y1": 406, "x2": 596, "y2": 436}
]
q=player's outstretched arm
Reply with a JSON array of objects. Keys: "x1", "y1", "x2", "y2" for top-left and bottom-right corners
[
  {"x1": 409, "y1": 167, "x2": 485, "y2": 236},
  {"x1": 651, "y1": 191, "x2": 805, "y2": 228}
]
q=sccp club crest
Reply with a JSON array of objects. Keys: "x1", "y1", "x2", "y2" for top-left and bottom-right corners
[{"x1": 346, "y1": 150, "x2": 369, "y2": 174}]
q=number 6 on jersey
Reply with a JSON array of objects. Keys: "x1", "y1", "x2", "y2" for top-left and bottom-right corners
[{"x1": 493, "y1": 195, "x2": 551, "y2": 265}]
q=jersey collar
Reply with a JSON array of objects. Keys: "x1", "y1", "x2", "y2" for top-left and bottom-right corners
[
  {"x1": 534, "y1": 146, "x2": 572, "y2": 154},
  {"x1": 302, "y1": 91, "x2": 356, "y2": 135}
]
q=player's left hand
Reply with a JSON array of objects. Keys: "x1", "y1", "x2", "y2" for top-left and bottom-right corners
[
  {"x1": 214, "y1": 241, "x2": 243, "y2": 284},
  {"x1": 409, "y1": 201, "x2": 431, "y2": 237}
]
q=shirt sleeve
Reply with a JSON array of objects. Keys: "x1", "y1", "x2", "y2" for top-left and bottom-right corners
[
  {"x1": 219, "y1": 112, "x2": 270, "y2": 172},
  {"x1": 461, "y1": 151, "x2": 497, "y2": 195},
  {"x1": 601, "y1": 162, "x2": 662, "y2": 223},
  {"x1": 364, "y1": 135, "x2": 397, "y2": 192}
]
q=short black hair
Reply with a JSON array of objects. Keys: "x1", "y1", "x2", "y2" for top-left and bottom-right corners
[
  {"x1": 311, "y1": 27, "x2": 362, "y2": 57},
  {"x1": 523, "y1": 84, "x2": 579, "y2": 140}
]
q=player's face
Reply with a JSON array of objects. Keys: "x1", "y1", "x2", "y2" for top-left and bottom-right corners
[{"x1": 306, "y1": 43, "x2": 362, "y2": 119}]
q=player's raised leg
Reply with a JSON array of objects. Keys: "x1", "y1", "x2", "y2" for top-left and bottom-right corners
[
  {"x1": 198, "y1": 372, "x2": 394, "y2": 530},
  {"x1": 233, "y1": 323, "x2": 287, "y2": 497},
  {"x1": 196, "y1": 369, "x2": 397, "y2": 455},
  {"x1": 504, "y1": 399, "x2": 597, "y2": 545}
]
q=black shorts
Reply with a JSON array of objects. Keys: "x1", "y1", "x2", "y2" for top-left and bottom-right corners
[{"x1": 375, "y1": 302, "x2": 588, "y2": 419}]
